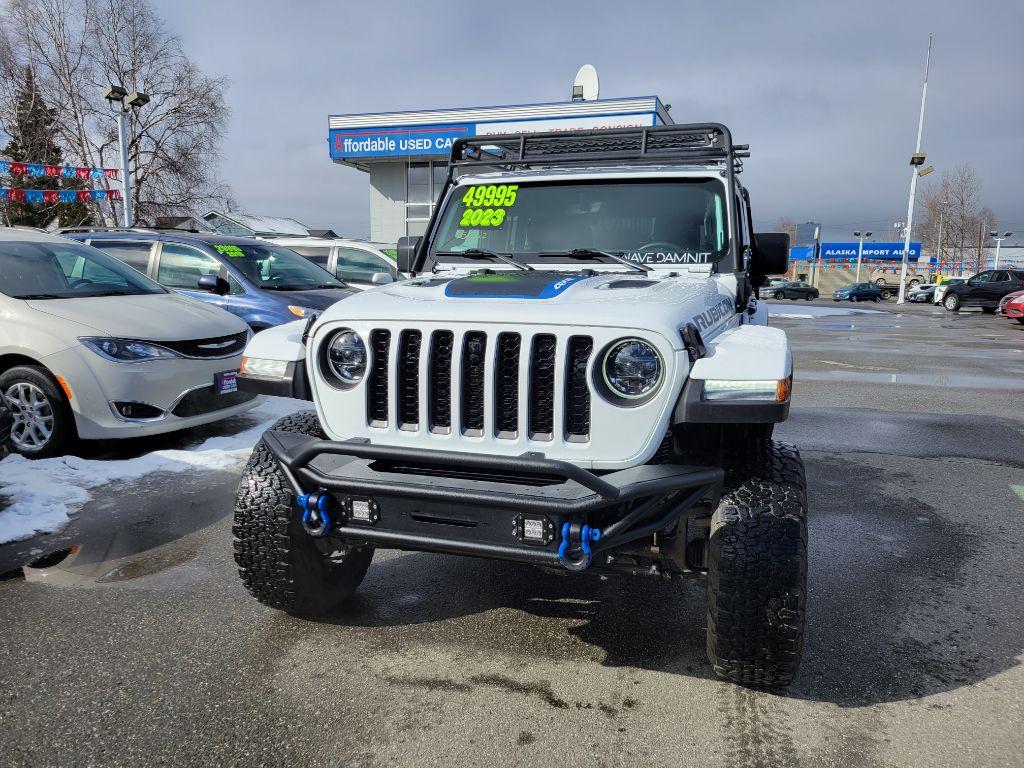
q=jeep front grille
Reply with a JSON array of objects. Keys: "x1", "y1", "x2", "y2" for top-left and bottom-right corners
[
  {"x1": 367, "y1": 329, "x2": 391, "y2": 427},
  {"x1": 364, "y1": 327, "x2": 594, "y2": 443}
]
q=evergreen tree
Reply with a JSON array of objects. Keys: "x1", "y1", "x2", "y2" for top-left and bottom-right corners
[{"x1": 1, "y1": 66, "x2": 91, "y2": 228}]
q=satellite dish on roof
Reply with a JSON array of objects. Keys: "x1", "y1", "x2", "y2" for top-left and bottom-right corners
[{"x1": 572, "y1": 64, "x2": 599, "y2": 102}]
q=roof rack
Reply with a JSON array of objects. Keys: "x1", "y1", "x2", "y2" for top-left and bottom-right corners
[
  {"x1": 450, "y1": 123, "x2": 749, "y2": 175},
  {"x1": 58, "y1": 226, "x2": 157, "y2": 234}
]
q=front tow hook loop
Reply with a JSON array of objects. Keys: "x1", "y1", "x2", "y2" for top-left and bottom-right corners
[
  {"x1": 297, "y1": 490, "x2": 332, "y2": 538},
  {"x1": 558, "y1": 521, "x2": 602, "y2": 571}
]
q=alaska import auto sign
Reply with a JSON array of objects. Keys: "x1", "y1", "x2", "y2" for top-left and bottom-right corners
[{"x1": 819, "y1": 242, "x2": 921, "y2": 260}]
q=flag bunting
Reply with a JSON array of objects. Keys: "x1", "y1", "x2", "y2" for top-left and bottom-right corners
[
  {"x1": 1, "y1": 187, "x2": 121, "y2": 202},
  {"x1": 0, "y1": 160, "x2": 119, "y2": 181}
]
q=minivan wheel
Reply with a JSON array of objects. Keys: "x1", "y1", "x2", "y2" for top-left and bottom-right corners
[
  {"x1": 0, "y1": 366, "x2": 76, "y2": 458},
  {"x1": 944, "y1": 294, "x2": 961, "y2": 311}
]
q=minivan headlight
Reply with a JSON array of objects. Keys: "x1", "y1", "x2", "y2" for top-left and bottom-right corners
[
  {"x1": 321, "y1": 328, "x2": 366, "y2": 387},
  {"x1": 80, "y1": 337, "x2": 179, "y2": 363},
  {"x1": 600, "y1": 338, "x2": 663, "y2": 401}
]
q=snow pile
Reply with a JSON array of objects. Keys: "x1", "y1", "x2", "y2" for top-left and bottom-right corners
[
  {"x1": 0, "y1": 397, "x2": 301, "y2": 545},
  {"x1": 769, "y1": 304, "x2": 888, "y2": 319}
]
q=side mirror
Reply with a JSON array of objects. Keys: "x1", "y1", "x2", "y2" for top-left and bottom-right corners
[
  {"x1": 197, "y1": 274, "x2": 230, "y2": 295},
  {"x1": 370, "y1": 272, "x2": 394, "y2": 286},
  {"x1": 396, "y1": 236, "x2": 421, "y2": 274},
  {"x1": 752, "y1": 233, "x2": 790, "y2": 276}
]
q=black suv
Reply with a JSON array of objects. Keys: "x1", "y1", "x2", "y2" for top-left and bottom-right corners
[
  {"x1": 942, "y1": 269, "x2": 1024, "y2": 313},
  {"x1": 771, "y1": 280, "x2": 819, "y2": 300}
]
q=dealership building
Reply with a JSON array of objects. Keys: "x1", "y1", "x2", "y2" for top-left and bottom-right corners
[{"x1": 328, "y1": 95, "x2": 673, "y2": 243}]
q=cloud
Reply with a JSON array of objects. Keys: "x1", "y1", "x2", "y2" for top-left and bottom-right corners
[{"x1": 155, "y1": 0, "x2": 1024, "y2": 240}]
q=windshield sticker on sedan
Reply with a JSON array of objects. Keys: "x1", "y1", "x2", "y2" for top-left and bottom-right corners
[
  {"x1": 213, "y1": 244, "x2": 245, "y2": 258},
  {"x1": 457, "y1": 184, "x2": 518, "y2": 229},
  {"x1": 621, "y1": 250, "x2": 716, "y2": 265}
]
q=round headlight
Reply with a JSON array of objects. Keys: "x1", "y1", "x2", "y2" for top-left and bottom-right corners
[
  {"x1": 324, "y1": 329, "x2": 366, "y2": 387},
  {"x1": 601, "y1": 338, "x2": 662, "y2": 399}
]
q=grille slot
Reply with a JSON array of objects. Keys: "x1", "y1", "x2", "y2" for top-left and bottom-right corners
[
  {"x1": 460, "y1": 331, "x2": 487, "y2": 435},
  {"x1": 564, "y1": 336, "x2": 593, "y2": 440},
  {"x1": 494, "y1": 333, "x2": 521, "y2": 438},
  {"x1": 528, "y1": 334, "x2": 556, "y2": 440},
  {"x1": 367, "y1": 329, "x2": 391, "y2": 426},
  {"x1": 397, "y1": 330, "x2": 422, "y2": 430},
  {"x1": 159, "y1": 330, "x2": 248, "y2": 359},
  {"x1": 428, "y1": 330, "x2": 454, "y2": 433}
]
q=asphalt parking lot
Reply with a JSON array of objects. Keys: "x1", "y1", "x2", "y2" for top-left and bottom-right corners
[{"x1": 1, "y1": 300, "x2": 1022, "y2": 768}]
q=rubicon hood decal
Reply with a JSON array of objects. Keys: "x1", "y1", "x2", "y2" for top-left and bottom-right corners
[{"x1": 444, "y1": 272, "x2": 590, "y2": 299}]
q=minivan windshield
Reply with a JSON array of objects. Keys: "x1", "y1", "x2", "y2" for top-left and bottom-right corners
[
  {"x1": 0, "y1": 239, "x2": 166, "y2": 299},
  {"x1": 211, "y1": 242, "x2": 346, "y2": 290},
  {"x1": 429, "y1": 179, "x2": 729, "y2": 267}
]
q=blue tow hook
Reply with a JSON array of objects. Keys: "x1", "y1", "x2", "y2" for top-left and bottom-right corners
[
  {"x1": 558, "y1": 521, "x2": 602, "y2": 571},
  {"x1": 297, "y1": 491, "x2": 332, "y2": 538}
]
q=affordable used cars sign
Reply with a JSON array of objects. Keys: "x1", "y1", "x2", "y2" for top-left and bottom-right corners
[{"x1": 330, "y1": 123, "x2": 473, "y2": 159}]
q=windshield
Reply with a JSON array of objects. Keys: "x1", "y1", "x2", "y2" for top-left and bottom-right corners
[
  {"x1": 429, "y1": 179, "x2": 729, "y2": 267},
  {"x1": 0, "y1": 239, "x2": 166, "y2": 299},
  {"x1": 210, "y1": 242, "x2": 346, "y2": 290}
]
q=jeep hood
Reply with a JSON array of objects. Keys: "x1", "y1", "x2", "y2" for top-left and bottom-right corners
[
  {"x1": 27, "y1": 292, "x2": 249, "y2": 340},
  {"x1": 317, "y1": 271, "x2": 739, "y2": 345}
]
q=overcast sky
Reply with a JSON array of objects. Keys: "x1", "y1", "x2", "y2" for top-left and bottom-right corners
[{"x1": 156, "y1": 0, "x2": 1023, "y2": 243}]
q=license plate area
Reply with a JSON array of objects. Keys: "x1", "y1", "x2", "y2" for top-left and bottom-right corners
[{"x1": 214, "y1": 370, "x2": 238, "y2": 394}]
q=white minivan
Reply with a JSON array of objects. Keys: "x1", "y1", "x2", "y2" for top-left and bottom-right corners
[
  {"x1": 0, "y1": 228, "x2": 259, "y2": 457},
  {"x1": 263, "y1": 237, "x2": 402, "y2": 290}
]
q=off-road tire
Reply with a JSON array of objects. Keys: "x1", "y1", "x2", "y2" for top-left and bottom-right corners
[
  {"x1": 0, "y1": 365, "x2": 76, "y2": 458},
  {"x1": 706, "y1": 440, "x2": 807, "y2": 687},
  {"x1": 233, "y1": 410, "x2": 374, "y2": 616}
]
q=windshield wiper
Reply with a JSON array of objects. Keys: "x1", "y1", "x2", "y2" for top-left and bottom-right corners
[
  {"x1": 539, "y1": 249, "x2": 650, "y2": 274},
  {"x1": 16, "y1": 293, "x2": 67, "y2": 300},
  {"x1": 435, "y1": 249, "x2": 532, "y2": 271}
]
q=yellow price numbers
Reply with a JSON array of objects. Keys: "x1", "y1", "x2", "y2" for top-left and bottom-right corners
[{"x1": 458, "y1": 184, "x2": 518, "y2": 228}]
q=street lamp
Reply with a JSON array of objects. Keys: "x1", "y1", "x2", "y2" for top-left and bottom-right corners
[
  {"x1": 896, "y1": 33, "x2": 934, "y2": 306},
  {"x1": 989, "y1": 230, "x2": 1014, "y2": 269},
  {"x1": 853, "y1": 230, "x2": 873, "y2": 282},
  {"x1": 103, "y1": 83, "x2": 149, "y2": 227}
]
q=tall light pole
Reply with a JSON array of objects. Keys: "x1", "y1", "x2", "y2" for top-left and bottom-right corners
[
  {"x1": 103, "y1": 84, "x2": 149, "y2": 227},
  {"x1": 853, "y1": 229, "x2": 873, "y2": 282},
  {"x1": 897, "y1": 33, "x2": 934, "y2": 305},
  {"x1": 990, "y1": 231, "x2": 1014, "y2": 269}
]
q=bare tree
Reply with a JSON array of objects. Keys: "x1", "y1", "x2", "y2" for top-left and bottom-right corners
[
  {"x1": 918, "y1": 165, "x2": 997, "y2": 274},
  {"x1": 0, "y1": 0, "x2": 233, "y2": 225},
  {"x1": 773, "y1": 216, "x2": 797, "y2": 242}
]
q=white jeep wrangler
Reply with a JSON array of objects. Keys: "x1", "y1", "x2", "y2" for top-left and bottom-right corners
[{"x1": 233, "y1": 124, "x2": 806, "y2": 686}]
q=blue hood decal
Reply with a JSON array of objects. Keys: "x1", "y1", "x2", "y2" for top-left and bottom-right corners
[{"x1": 444, "y1": 272, "x2": 590, "y2": 299}]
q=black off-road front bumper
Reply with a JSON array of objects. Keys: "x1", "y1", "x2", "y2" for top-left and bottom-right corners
[{"x1": 261, "y1": 430, "x2": 723, "y2": 572}]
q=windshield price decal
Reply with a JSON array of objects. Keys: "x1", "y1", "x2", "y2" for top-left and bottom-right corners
[
  {"x1": 213, "y1": 244, "x2": 245, "y2": 258},
  {"x1": 458, "y1": 184, "x2": 518, "y2": 228}
]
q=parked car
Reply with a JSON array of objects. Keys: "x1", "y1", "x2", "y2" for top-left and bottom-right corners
[
  {"x1": 869, "y1": 265, "x2": 926, "y2": 291},
  {"x1": 907, "y1": 283, "x2": 937, "y2": 302},
  {"x1": 0, "y1": 228, "x2": 259, "y2": 457},
  {"x1": 933, "y1": 277, "x2": 966, "y2": 305},
  {"x1": 64, "y1": 229, "x2": 353, "y2": 331},
  {"x1": 998, "y1": 289, "x2": 1024, "y2": 324},
  {"x1": 263, "y1": 237, "x2": 403, "y2": 290},
  {"x1": 771, "y1": 280, "x2": 819, "y2": 300},
  {"x1": 757, "y1": 276, "x2": 789, "y2": 298},
  {"x1": 833, "y1": 282, "x2": 881, "y2": 302},
  {"x1": 941, "y1": 269, "x2": 1024, "y2": 313}
]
